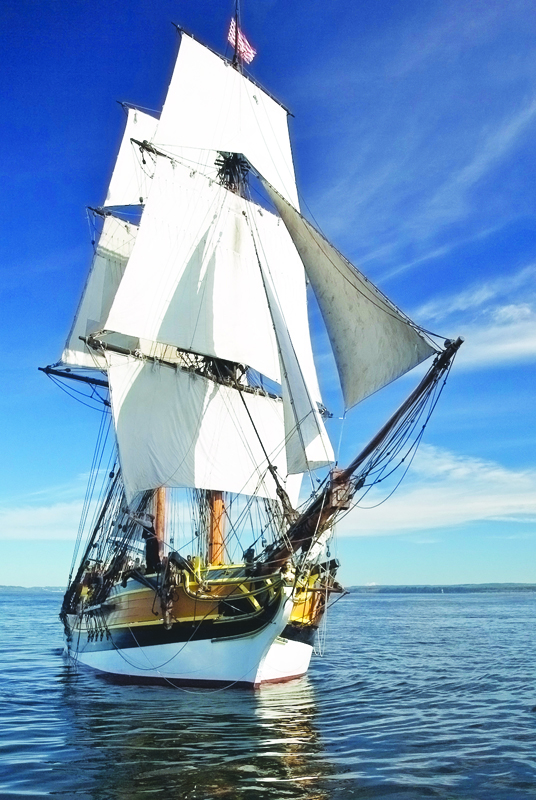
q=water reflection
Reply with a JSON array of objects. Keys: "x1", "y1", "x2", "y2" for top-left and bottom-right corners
[
  {"x1": 6, "y1": 591, "x2": 535, "y2": 799},
  {"x1": 59, "y1": 663, "x2": 334, "y2": 799}
]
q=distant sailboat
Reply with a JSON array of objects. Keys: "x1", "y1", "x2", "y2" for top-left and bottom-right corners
[{"x1": 41, "y1": 18, "x2": 462, "y2": 687}]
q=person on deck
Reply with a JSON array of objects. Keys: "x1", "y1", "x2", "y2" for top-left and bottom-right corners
[
  {"x1": 127, "y1": 511, "x2": 162, "y2": 574},
  {"x1": 141, "y1": 516, "x2": 161, "y2": 574}
]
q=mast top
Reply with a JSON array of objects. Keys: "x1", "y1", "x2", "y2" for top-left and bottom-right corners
[
  {"x1": 231, "y1": 0, "x2": 242, "y2": 73},
  {"x1": 228, "y1": 0, "x2": 257, "y2": 72}
]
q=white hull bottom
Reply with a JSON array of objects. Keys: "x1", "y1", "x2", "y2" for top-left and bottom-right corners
[
  {"x1": 67, "y1": 594, "x2": 314, "y2": 687},
  {"x1": 70, "y1": 635, "x2": 313, "y2": 688}
]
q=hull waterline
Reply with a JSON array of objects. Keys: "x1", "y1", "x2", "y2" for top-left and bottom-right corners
[{"x1": 64, "y1": 588, "x2": 312, "y2": 687}]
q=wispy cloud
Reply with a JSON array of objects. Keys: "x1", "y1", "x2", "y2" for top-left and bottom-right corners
[
  {"x1": 455, "y1": 309, "x2": 536, "y2": 368},
  {"x1": 416, "y1": 263, "x2": 536, "y2": 321},
  {"x1": 337, "y1": 444, "x2": 536, "y2": 536},
  {"x1": 422, "y1": 97, "x2": 536, "y2": 228},
  {"x1": 0, "y1": 472, "x2": 106, "y2": 541},
  {"x1": 296, "y1": 0, "x2": 536, "y2": 280},
  {"x1": 378, "y1": 222, "x2": 510, "y2": 281},
  {"x1": 0, "y1": 500, "x2": 84, "y2": 541},
  {"x1": 412, "y1": 262, "x2": 536, "y2": 368}
]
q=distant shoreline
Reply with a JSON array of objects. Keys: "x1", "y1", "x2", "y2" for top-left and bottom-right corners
[
  {"x1": 347, "y1": 583, "x2": 536, "y2": 593},
  {"x1": 1, "y1": 583, "x2": 535, "y2": 594}
]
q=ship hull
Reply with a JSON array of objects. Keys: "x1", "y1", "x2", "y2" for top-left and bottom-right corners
[{"x1": 64, "y1": 586, "x2": 312, "y2": 687}]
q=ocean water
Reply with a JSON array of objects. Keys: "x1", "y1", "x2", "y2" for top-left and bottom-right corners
[{"x1": 1, "y1": 589, "x2": 535, "y2": 799}]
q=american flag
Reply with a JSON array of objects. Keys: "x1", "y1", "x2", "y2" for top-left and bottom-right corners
[{"x1": 228, "y1": 18, "x2": 257, "y2": 65}]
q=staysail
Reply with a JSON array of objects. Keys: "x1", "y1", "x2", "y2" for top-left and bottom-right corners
[
  {"x1": 260, "y1": 178, "x2": 437, "y2": 409},
  {"x1": 247, "y1": 212, "x2": 334, "y2": 473}
]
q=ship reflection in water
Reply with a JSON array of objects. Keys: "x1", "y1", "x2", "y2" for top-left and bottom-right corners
[{"x1": 60, "y1": 664, "x2": 334, "y2": 799}]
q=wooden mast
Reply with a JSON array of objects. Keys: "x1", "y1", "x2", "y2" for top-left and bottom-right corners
[
  {"x1": 208, "y1": 491, "x2": 226, "y2": 565},
  {"x1": 154, "y1": 486, "x2": 166, "y2": 561}
]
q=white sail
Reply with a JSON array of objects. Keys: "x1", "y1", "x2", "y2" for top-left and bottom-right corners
[
  {"x1": 61, "y1": 215, "x2": 138, "y2": 369},
  {"x1": 261, "y1": 179, "x2": 437, "y2": 409},
  {"x1": 106, "y1": 355, "x2": 290, "y2": 503},
  {"x1": 244, "y1": 203, "x2": 323, "y2": 406},
  {"x1": 104, "y1": 107, "x2": 159, "y2": 207},
  {"x1": 248, "y1": 207, "x2": 334, "y2": 473},
  {"x1": 104, "y1": 158, "x2": 286, "y2": 383},
  {"x1": 154, "y1": 33, "x2": 299, "y2": 208}
]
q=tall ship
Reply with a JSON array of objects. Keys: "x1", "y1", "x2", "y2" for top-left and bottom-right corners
[{"x1": 42, "y1": 17, "x2": 462, "y2": 688}]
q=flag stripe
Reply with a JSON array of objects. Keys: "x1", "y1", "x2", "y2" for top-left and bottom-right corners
[{"x1": 228, "y1": 19, "x2": 257, "y2": 64}]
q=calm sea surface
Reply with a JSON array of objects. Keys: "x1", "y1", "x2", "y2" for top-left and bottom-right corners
[{"x1": 1, "y1": 589, "x2": 535, "y2": 799}]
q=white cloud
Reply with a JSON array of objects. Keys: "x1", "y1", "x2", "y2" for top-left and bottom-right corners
[
  {"x1": 337, "y1": 445, "x2": 536, "y2": 536},
  {"x1": 0, "y1": 500, "x2": 84, "y2": 541},
  {"x1": 455, "y1": 310, "x2": 536, "y2": 368},
  {"x1": 417, "y1": 263, "x2": 536, "y2": 322},
  {"x1": 409, "y1": 262, "x2": 536, "y2": 368}
]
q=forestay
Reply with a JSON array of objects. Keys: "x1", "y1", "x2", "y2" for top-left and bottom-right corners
[
  {"x1": 61, "y1": 215, "x2": 138, "y2": 370},
  {"x1": 104, "y1": 107, "x2": 159, "y2": 207},
  {"x1": 106, "y1": 354, "x2": 290, "y2": 503},
  {"x1": 154, "y1": 33, "x2": 299, "y2": 209},
  {"x1": 261, "y1": 179, "x2": 437, "y2": 409}
]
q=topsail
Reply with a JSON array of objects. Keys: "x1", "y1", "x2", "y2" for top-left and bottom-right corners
[
  {"x1": 62, "y1": 214, "x2": 138, "y2": 370},
  {"x1": 154, "y1": 33, "x2": 299, "y2": 208},
  {"x1": 105, "y1": 107, "x2": 159, "y2": 208}
]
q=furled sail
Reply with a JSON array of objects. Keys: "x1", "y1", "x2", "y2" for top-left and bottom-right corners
[
  {"x1": 106, "y1": 354, "x2": 289, "y2": 503},
  {"x1": 154, "y1": 32, "x2": 299, "y2": 208},
  {"x1": 260, "y1": 179, "x2": 437, "y2": 409},
  {"x1": 61, "y1": 214, "x2": 138, "y2": 370},
  {"x1": 104, "y1": 107, "x2": 159, "y2": 207}
]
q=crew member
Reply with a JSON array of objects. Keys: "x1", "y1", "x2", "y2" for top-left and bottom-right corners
[{"x1": 141, "y1": 514, "x2": 161, "y2": 574}]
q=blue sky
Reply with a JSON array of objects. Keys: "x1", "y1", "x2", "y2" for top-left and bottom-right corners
[{"x1": 1, "y1": 0, "x2": 535, "y2": 587}]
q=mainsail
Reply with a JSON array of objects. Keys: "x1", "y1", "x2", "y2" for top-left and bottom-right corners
[{"x1": 106, "y1": 353, "x2": 289, "y2": 502}]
